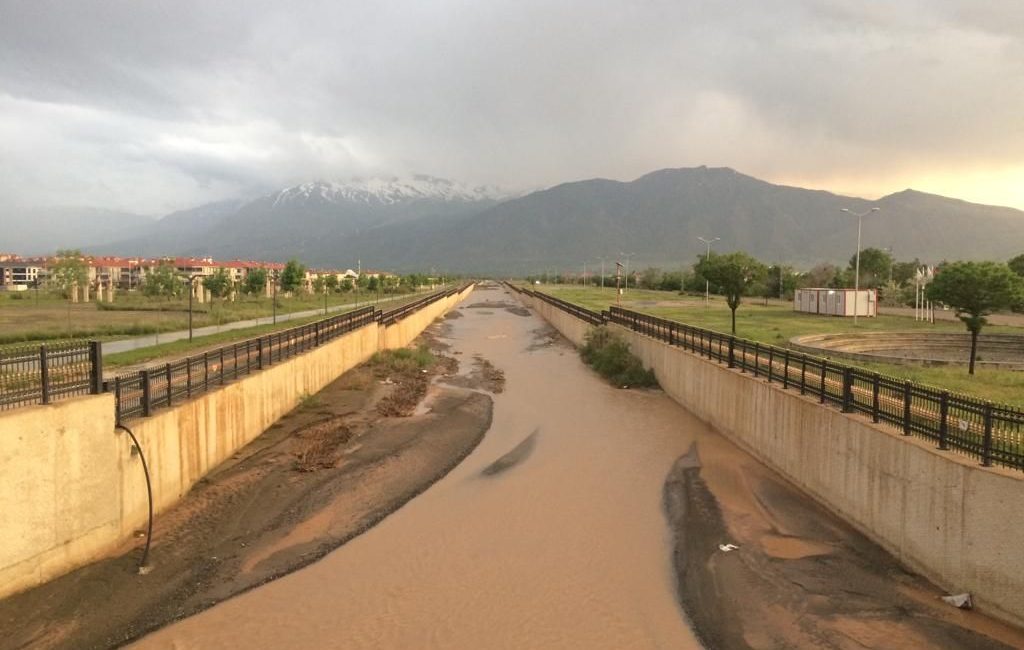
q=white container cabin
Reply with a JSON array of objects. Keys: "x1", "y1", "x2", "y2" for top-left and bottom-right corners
[{"x1": 794, "y1": 288, "x2": 876, "y2": 317}]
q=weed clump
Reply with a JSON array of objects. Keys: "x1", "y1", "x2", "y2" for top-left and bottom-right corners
[
  {"x1": 580, "y1": 326, "x2": 658, "y2": 388},
  {"x1": 370, "y1": 344, "x2": 435, "y2": 372}
]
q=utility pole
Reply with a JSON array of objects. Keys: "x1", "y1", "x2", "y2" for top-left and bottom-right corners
[
  {"x1": 186, "y1": 273, "x2": 206, "y2": 341},
  {"x1": 697, "y1": 236, "x2": 720, "y2": 308},
  {"x1": 619, "y1": 252, "x2": 635, "y2": 292},
  {"x1": 598, "y1": 256, "x2": 607, "y2": 289},
  {"x1": 841, "y1": 207, "x2": 880, "y2": 325},
  {"x1": 271, "y1": 269, "x2": 278, "y2": 324},
  {"x1": 615, "y1": 261, "x2": 623, "y2": 306}
]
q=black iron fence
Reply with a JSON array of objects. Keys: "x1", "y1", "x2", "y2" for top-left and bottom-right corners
[
  {"x1": 109, "y1": 306, "x2": 378, "y2": 422},
  {"x1": 379, "y1": 284, "x2": 465, "y2": 324},
  {"x1": 0, "y1": 341, "x2": 103, "y2": 411},
  {"x1": 1, "y1": 284, "x2": 470, "y2": 422},
  {"x1": 110, "y1": 283, "x2": 471, "y2": 423},
  {"x1": 508, "y1": 283, "x2": 1024, "y2": 471}
]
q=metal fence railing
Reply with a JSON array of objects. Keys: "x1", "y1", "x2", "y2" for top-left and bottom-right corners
[
  {"x1": 379, "y1": 284, "x2": 464, "y2": 324},
  {"x1": 110, "y1": 283, "x2": 471, "y2": 423},
  {"x1": 1, "y1": 284, "x2": 470, "y2": 422},
  {"x1": 109, "y1": 306, "x2": 378, "y2": 422},
  {"x1": 507, "y1": 283, "x2": 1024, "y2": 471},
  {"x1": 0, "y1": 340, "x2": 103, "y2": 411}
]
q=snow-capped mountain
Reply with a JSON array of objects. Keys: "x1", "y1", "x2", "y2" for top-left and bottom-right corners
[{"x1": 269, "y1": 175, "x2": 508, "y2": 208}]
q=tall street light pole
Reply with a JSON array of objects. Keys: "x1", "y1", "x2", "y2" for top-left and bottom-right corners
[
  {"x1": 186, "y1": 273, "x2": 205, "y2": 341},
  {"x1": 841, "y1": 207, "x2": 880, "y2": 325},
  {"x1": 271, "y1": 270, "x2": 278, "y2": 325},
  {"x1": 697, "y1": 236, "x2": 720, "y2": 308},
  {"x1": 619, "y1": 252, "x2": 635, "y2": 292}
]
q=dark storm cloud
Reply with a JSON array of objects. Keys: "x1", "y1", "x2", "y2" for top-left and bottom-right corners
[{"x1": 1, "y1": 0, "x2": 1022, "y2": 214}]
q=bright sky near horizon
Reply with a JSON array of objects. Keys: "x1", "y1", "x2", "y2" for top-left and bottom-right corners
[{"x1": 1, "y1": 0, "x2": 1022, "y2": 215}]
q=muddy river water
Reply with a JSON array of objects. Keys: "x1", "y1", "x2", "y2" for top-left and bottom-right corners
[{"x1": 134, "y1": 287, "x2": 1024, "y2": 649}]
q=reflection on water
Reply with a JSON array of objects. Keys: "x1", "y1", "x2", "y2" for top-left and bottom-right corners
[{"x1": 134, "y1": 289, "x2": 703, "y2": 649}]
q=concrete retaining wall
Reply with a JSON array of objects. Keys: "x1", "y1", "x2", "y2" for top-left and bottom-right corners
[
  {"x1": 520, "y1": 291, "x2": 1024, "y2": 628},
  {"x1": 0, "y1": 285, "x2": 473, "y2": 599}
]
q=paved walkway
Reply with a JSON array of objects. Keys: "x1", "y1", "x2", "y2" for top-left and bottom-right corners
[{"x1": 102, "y1": 293, "x2": 407, "y2": 356}]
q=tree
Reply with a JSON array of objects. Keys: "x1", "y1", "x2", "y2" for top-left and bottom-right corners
[
  {"x1": 891, "y1": 259, "x2": 921, "y2": 286},
  {"x1": 367, "y1": 275, "x2": 380, "y2": 292},
  {"x1": 143, "y1": 261, "x2": 183, "y2": 299},
  {"x1": 243, "y1": 268, "x2": 268, "y2": 296},
  {"x1": 311, "y1": 276, "x2": 326, "y2": 294},
  {"x1": 848, "y1": 247, "x2": 893, "y2": 288},
  {"x1": 279, "y1": 258, "x2": 306, "y2": 293},
  {"x1": 762, "y1": 264, "x2": 800, "y2": 303},
  {"x1": 637, "y1": 267, "x2": 663, "y2": 290},
  {"x1": 926, "y1": 261, "x2": 1024, "y2": 374},
  {"x1": 202, "y1": 267, "x2": 233, "y2": 299},
  {"x1": 324, "y1": 275, "x2": 339, "y2": 292},
  {"x1": 49, "y1": 249, "x2": 88, "y2": 299},
  {"x1": 1009, "y1": 254, "x2": 1024, "y2": 278},
  {"x1": 339, "y1": 278, "x2": 354, "y2": 293},
  {"x1": 702, "y1": 252, "x2": 767, "y2": 334}
]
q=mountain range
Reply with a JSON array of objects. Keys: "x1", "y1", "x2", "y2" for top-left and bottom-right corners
[{"x1": 7, "y1": 168, "x2": 1024, "y2": 274}]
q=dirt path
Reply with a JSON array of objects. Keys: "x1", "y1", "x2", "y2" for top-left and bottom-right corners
[{"x1": 0, "y1": 325, "x2": 492, "y2": 650}]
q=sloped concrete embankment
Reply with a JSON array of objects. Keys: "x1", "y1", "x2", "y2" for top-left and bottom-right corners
[
  {"x1": 516, "y1": 290, "x2": 1024, "y2": 629},
  {"x1": 0, "y1": 284, "x2": 474, "y2": 600}
]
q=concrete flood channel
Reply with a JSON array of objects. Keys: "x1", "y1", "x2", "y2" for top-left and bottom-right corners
[{"x1": 5, "y1": 285, "x2": 1023, "y2": 649}]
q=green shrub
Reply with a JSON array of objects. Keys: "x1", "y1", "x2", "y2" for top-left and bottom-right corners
[
  {"x1": 370, "y1": 344, "x2": 435, "y2": 373},
  {"x1": 580, "y1": 326, "x2": 658, "y2": 388}
]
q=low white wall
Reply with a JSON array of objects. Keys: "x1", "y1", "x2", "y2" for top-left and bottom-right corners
[
  {"x1": 519, "y1": 290, "x2": 1024, "y2": 628},
  {"x1": 0, "y1": 284, "x2": 473, "y2": 599}
]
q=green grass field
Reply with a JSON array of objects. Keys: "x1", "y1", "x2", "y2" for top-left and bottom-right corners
[
  {"x1": 102, "y1": 313, "x2": 332, "y2": 370},
  {"x1": 0, "y1": 289, "x2": 409, "y2": 345},
  {"x1": 539, "y1": 284, "x2": 1024, "y2": 407}
]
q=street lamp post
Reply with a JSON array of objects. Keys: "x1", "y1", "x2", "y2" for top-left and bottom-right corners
[
  {"x1": 186, "y1": 273, "x2": 206, "y2": 341},
  {"x1": 271, "y1": 270, "x2": 278, "y2": 325},
  {"x1": 841, "y1": 207, "x2": 880, "y2": 325},
  {"x1": 697, "y1": 236, "x2": 720, "y2": 308},
  {"x1": 619, "y1": 252, "x2": 635, "y2": 292}
]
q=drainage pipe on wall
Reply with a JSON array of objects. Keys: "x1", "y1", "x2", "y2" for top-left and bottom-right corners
[{"x1": 115, "y1": 424, "x2": 153, "y2": 573}]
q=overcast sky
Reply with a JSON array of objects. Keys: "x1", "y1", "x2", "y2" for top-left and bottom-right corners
[{"x1": 1, "y1": 0, "x2": 1022, "y2": 215}]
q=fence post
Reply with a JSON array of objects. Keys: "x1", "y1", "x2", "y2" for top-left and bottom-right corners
[
  {"x1": 982, "y1": 403, "x2": 994, "y2": 467},
  {"x1": 220, "y1": 348, "x2": 225, "y2": 385},
  {"x1": 782, "y1": 350, "x2": 790, "y2": 389},
  {"x1": 902, "y1": 381, "x2": 912, "y2": 435},
  {"x1": 257, "y1": 338, "x2": 264, "y2": 370},
  {"x1": 203, "y1": 351, "x2": 210, "y2": 391},
  {"x1": 89, "y1": 341, "x2": 103, "y2": 395},
  {"x1": 767, "y1": 347, "x2": 774, "y2": 383},
  {"x1": 186, "y1": 357, "x2": 193, "y2": 397},
  {"x1": 669, "y1": 322, "x2": 675, "y2": 346},
  {"x1": 728, "y1": 337, "x2": 735, "y2": 368},
  {"x1": 753, "y1": 343, "x2": 759, "y2": 377},
  {"x1": 164, "y1": 363, "x2": 172, "y2": 406},
  {"x1": 841, "y1": 367, "x2": 853, "y2": 412},
  {"x1": 114, "y1": 376, "x2": 122, "y2": 423},
  {"x1": 819, "y1": 360, "x2": 827, "y2": 404},
  {"x1": 141, "y1": 370, "x2": 152, "y2": 417},
  {"x1": 938, "y1": 391, "x2": 949, "y2": 450},
  {"x1": 800, "y1": 356, "x2": 806, "y2": 394},
  {"x1": 872, "y1": 373, "x2": 880, "y2": 423},
  {"x1": 39, "y1": 345, "x2": 50, "y2": 405}
]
